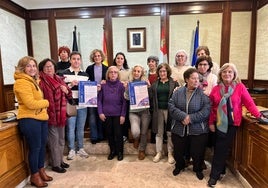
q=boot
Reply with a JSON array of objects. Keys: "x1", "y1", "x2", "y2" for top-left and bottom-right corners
[
  {"x1": 153, "y1": 152, "x2": 162, "y2": 163},
  {"x1": 138, "y1": 150, "x2": 146, "y2": 160},
  {"x1": 133, "y1": 139, "x2": 139, "y2": 149},
  {"x1": 39, "y1": 168, "x2": 53, "y2": 181},
  {"x1": 30, "y1": 172, "x2": 48, "y2": 187}
]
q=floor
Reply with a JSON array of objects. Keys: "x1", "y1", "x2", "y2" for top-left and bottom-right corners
[{"x1": 19, "y1": 141, "x2": 250, "y2": 188}]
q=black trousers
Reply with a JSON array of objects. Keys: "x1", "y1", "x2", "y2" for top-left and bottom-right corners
[
  {"x1": 105, "y1": 116, "x2": 123, "y2": 154},
  {"x1": 172, "y1": 133, "x2": 208, "y2": 172},
  {"x1": 210, "y1": 125, "x2": 237, "y2": 180}
]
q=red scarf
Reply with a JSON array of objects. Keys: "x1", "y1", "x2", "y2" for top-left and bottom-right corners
[{"x1": 39, "y1": 72, "x2": 71, "y2": 127}]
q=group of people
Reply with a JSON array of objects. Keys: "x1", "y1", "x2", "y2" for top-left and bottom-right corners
[{"x1": 13, "y1": 45, "x2": 263, "y2": 187}]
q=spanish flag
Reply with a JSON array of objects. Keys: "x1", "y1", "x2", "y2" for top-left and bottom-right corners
[{"x1": 103, "y1": 30, "x2": 108, "y2": 66}]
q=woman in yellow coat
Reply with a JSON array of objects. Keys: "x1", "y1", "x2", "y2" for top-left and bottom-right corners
[{"x1": 14, "y1": 56, "x2": 52, "y2": 187}]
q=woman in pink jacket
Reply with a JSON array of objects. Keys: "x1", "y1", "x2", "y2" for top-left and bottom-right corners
[{"x1": 207, "y1": 63, "x2": 262, "y2": 187}]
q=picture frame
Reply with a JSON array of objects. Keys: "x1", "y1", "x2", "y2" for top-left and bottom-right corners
[{"x1": 127, "y1": 27, "x2": 146, "y2": 52}]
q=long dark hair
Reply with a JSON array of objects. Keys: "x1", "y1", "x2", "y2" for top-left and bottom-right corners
[{"x1": 112, "y1": 52, "x2": 129, "y2": 69}]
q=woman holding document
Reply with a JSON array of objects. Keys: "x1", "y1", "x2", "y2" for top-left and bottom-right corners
[{"x1": 124, "y1": 65, "x2": 151, "y2": 160}]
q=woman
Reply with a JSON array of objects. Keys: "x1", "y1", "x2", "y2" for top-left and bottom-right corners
[
  {"x1": 147, "y1": 55, "x2": 159, "y2": 85},
  {"x1": 86, "y1": 49, "x2": 108, "y2": 144},
  {"x1": 207, "y1": 63, "x2": 262, "y2": 187},
  {"x1": 124, "y1": 65, "x2": 151, "y2": 160},
  {"x1": 150, "y1": 63, "x2": 179, "y2": 164},
  {"x1": 168, "y1": 68, "x2": 210, "y2": 180},
  {"x1": 56, "y1": 46, "x2": 71, "y2": 74},
  {"x1": 39, "y1": 58, "x2": 72, "y2": 173},
  {"x1": 14, "y1": 56, "x2": 52, "y2": 187},
  {"x1": 112, "y1": 52, "x2": 131, "y2": 142},
  {"x1": 98, "y1": 66, "x2": 127, "y2": 161},
  {"x1": 171, "y1": 49, "x2": 192, "y2": 86},
  {"x1": 194, "y1": 55, "x2": 217, "y2": 169},
  {"x1": 195, "y1": 55, "x2": 217, "y2": 96}
]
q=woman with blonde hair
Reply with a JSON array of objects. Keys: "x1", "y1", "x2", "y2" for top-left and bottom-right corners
[
  {"x1": 124, "y1": 65, "x2": 151, "y2": 160},
  {"x1": 14, "y1": 56, "x2": 52, "y2": 187},
  {"x1": 208, "y1": 63, "x2": 262, "y2": 187}
]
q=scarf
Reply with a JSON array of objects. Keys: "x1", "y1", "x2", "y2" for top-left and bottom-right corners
[
  {"x1": 216, "y1": 82, "x2": 235, "y2": 133},
  {"x1": 199, "y1": 72, "x2": 208, "y2": 89},
  {"x1": 39, "y1": 72, "x2": 68, "y2": 127}
]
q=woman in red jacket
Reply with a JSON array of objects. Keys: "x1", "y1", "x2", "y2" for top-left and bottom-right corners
[{"x1": 208, "y1": 63, "x2": 262, "y2": 187}]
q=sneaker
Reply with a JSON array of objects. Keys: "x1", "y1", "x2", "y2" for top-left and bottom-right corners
[
  {"x1": 67, "y1": 149, "x2": 76, "y2": 160},
  {"x1": 219, "y1": 173, "x2": 226, "y2": 180},
  {"x1": 168, "y1": 152, "x2": 175, "y2": 164},
  {"x1": 153, "y1": 152, "x2": 162, "y2": 163},
  {"x1": 77, "y1": 148, "x2": 89, "y2": 158},
  {"x1": 207, "y1": 178, "x2": 217, "y2": 187},
  {"x1": 123, "y1": 136, "x2": 128, "y2": 143}
]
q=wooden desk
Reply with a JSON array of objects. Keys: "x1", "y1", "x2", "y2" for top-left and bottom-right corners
[
  {"x1": 0, "y1": 121, "x2": 28, "y2": 188},
  {"x1": 229, "y1": 108, "x2": 268, "y2": 188}
]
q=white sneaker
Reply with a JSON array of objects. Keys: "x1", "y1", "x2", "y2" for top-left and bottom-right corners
[
  {"x1": 77, "y1": 148, "x2": 89, "y2": 158},
  {"x1": 153, "y1": 152, "x2": 162, "y2": 163},
  {"x1": 168, "y1": 152, "x2": 175, "y2": 164},
  {"x1": 67, "y1": 149, "x2": 76, "y2": 160}
]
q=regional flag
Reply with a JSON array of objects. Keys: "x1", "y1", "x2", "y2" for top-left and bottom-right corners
[{"x1": 159, "y1": 27, "x2": 168, "y2": 64}]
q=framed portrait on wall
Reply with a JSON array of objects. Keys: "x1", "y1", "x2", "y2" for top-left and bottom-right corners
[{"x1": 127, "y1": 27, "x2": 146, "y2": 52}]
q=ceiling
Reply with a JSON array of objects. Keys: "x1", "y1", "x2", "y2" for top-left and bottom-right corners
[{"x1": 10, "y1": 0, "x2": 214, "y2": 10}]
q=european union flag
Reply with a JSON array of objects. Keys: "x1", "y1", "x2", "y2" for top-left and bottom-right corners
[{"x1": 191, "y1": 21, "x2": 199, "y2": 66}]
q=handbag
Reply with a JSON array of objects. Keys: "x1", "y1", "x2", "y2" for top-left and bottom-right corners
[{"x1": 66, "y1": 103, "x2": 77, "y2": 116}]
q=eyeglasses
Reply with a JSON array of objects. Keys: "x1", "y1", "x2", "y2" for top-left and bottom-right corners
[
  {"x1": 176, "y1": 55, "x2": 185, "y2": 58},
  {"x1": 44, "y1": 65, "x2": 53, "y2": 69},
  {"x1": 198, "y1": 64, "x2": 208, "y2": 66},
  {"x1": 109, "y1": 71, "x2": 118, "y2": 74}
]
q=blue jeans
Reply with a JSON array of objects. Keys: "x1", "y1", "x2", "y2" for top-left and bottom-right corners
[
  {"x1": 18, "y1": 118, "x2": 48, "y2": 174},
  {"x1": 88, "y1": 107, "x2": 103, "y2": 141},
  {"x1": 67, "y1": 108, "x2": 87, "y2": 150}
]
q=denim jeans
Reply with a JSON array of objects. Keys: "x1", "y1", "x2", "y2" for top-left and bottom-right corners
[
  {"x1": 18, "y1": 118, "x2": 48, "y2": 174},
  {"x1": 67, "y1": 107, "x2": 87, "y2": 150},
  {"x1": 129, "y1": 109, "x2": 150, "y2": 151},
  {"x1": 88, "y1": 107, "x2": 103, "y2": 141}
]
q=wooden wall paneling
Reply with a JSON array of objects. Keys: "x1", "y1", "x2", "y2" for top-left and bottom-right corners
[
  {"x1": 54, "y1": 7, "x2": 105, "y2": 19},
  {"x1": 28, "y1": 10, "x2": 49, "y2": 20},
  {"x1": 0, "y1": 0, "x2": 26, "y2": 18},
  {"x1": 220, "y1": 2, "x2": 231, "y2": 66},
  {"x1": 111, "y1": 4, "x2": 161, "y2": 17},
  {"x1": 168, "y1": 2, "x2": 224, "y2": 15},
  {"x1": 25, "y1": 13, "x2": 33, "y2": 57},
  {"x1": 258, "y1": 0, "x2": 268, "y2": 8},
  {"x1": 230, "y1": 0, "x2": 252, "y2": 11},
  {"x1": 4, "y1": 85, "x2": 15, "y2": 111},
  {"x1": 0, "y1": 47, "x2": 4, "y2": 113},
  {"x1": 48, "y1": 10, "x2": 58, "y2": 62},
  {"x1": 248, "y1": 0, "x2": 257, "y2": 89}
]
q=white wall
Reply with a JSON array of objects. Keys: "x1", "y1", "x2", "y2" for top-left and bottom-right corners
[
  {"x1": 255, "y1": 4, "x2": 268, "y2": 80},
  {"x1": 0, "y1": 8, "x2": 28, "y2": 85}
]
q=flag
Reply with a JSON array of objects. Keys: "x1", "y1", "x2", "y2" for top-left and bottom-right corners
[
  {"x1": 159, "y1": 27, "x2": 168, "y2": 64},
  {"x1": 72, "y1": 26, "x2": 78, "y2": 52},
  {"x1": 191, "y1": 21, "x2": 199, "y2": 66},
  {"x1": 102, "y1": 29, "x2": 108, "y2": 66}
]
